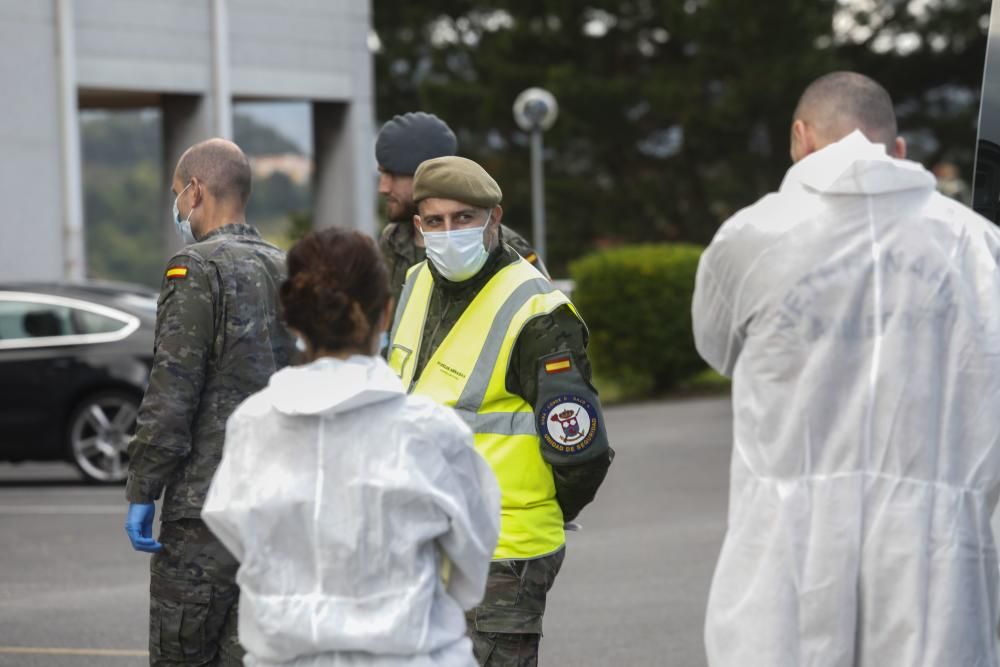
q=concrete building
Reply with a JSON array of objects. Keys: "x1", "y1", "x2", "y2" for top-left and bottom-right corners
[{"x1": 0, "y1": 0, "x2": 375, "y2": 281}]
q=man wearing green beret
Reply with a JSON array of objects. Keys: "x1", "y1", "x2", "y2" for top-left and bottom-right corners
[
  {"x1": 387, "y1": 155, "x2": 614, "y2": 666},
  {"x1": 375, "y1": 112, "x2": 547, "y2": 317}
]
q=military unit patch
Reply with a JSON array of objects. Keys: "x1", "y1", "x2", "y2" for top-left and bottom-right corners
[
  {"x1": 544, "y1": 356, "x2": 572, "y2": 374},
  {"x1": 166, "y1": 266, "x2": 188, "y2": 279},
  {"x1": 539, "y1": 394, "x2": 598, "y2": 455}
]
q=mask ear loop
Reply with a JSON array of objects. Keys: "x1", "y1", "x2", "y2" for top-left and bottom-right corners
[
  {"x1": 183, "y1": 183, "x2": 198, "y2": 226},
  {"x1": 483, "y1": 211, "x2": 494, "y2": 249},
  {"x1": 182, "y1": 182, "x2": 200, "y2": 241},
  {"x1": 173, "y1": 182, "x2": 191, "y2": 222}
]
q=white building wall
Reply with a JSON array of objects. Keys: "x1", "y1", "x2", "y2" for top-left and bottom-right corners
[
  {"x1": 0, "y1": 0, "x2": 374, "y2": 282},
  {"x1": 0, "y1": 2, "x2": 65, "y2": 281},
  {"x1": 74, "y1": 0, "x2": 213, "y2": 94}
]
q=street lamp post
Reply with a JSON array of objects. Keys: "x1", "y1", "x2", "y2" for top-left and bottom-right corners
[{"x1": 513, "y1": 88, "x2": 558, "y2": 266}]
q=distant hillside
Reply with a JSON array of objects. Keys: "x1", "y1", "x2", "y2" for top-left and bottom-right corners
[
  {"x1": 80, "y1": 110, "x2": 309, "y2": 286},
  {"x1": 80, "y1": 111, "x2": 303, "y2": 167},
  {"x1": 234, "y1": 114, "x2": 303, "y2": 157},
  {"x1": 80, "y1": 112, "x2": 160, "y2": 166}
]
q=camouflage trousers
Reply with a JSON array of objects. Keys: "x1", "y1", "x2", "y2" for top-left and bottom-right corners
[
  {"x1": 466, "y1": 548, "x2": 565, "y2": 666},
  {"x1": 148, "y1": 518, "x2": 243, "y2": 666}
]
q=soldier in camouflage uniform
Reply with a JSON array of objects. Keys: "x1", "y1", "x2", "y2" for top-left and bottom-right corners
[
  {"x1": 389, "y1": 156, "x2": 614, "y2": 666},
  {"x1": 375, "y1": 112, "x2": 548, "y2": 314},
  {"x1": 124, "y1": 138, "x2": 293, "y2": 666}
]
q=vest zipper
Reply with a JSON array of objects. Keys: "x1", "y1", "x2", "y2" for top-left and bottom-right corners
[{"x1": 419, "y1": 291, "x2": 453, "y2": 379}]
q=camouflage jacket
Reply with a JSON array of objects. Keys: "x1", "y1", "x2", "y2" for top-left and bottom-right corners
[
  {"x1": 126, "y1": 224, "x2": 294, "y2": 520},
  {"x1": 411, "y1": 244, "x2": 612, "y2": 522},
  {"x1": 379, "y1": 221, "x2": 548, "y2": 318}
]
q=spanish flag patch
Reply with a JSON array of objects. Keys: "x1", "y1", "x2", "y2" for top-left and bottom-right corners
[
  {"x1": 165, "y1": 266, "x2": 188, "y2": 280},
  {"x1": 544, "y1": 356, "x2": 572, "y2": 374}
]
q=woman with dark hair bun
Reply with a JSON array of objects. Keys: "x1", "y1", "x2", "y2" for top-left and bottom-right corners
[{"x1": 202, "y1": 227, "x2": 500, "y2": 667}]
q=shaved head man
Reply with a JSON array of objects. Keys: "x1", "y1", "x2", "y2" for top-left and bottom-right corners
[
  {"x1": 127, "y1": 137, "x2": 294, "y2": 665},
  {"x1": 694, "y1": 72, "x2": 1000, "y2": 666},
  {"x1": 790, "y1": 71, "x2": 906, "y2": 162},
  {"x1": 171, "y1": 138, "x2": 253, "y2": 243}
]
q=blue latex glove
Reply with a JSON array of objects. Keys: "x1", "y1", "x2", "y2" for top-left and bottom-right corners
[{"x1": 125, "y1": 502, "x2": 163, "y2": 553}]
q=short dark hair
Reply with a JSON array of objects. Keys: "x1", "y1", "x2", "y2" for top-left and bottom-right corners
[
  {"x1": 176, "y1": 138, "x2": 252, "y2": 206},
  {"x1": 793, "y1": 71, "x2": 898, "y2": 147},
  {"x1": 280, "y1": 228, "x2": 390, "y2": 353}
]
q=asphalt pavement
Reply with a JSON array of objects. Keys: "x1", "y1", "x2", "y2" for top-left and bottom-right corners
[{"x1": 0, "y1": 395, "x2": 734, "y2": 667}]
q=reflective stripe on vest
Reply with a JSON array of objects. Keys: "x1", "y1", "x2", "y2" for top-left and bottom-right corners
[{"x1": 388, "y1": 258, "x2": 577, "y2": 559}]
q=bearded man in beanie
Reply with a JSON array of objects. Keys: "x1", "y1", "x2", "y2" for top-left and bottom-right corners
[
  {"x1": 387, "y1": 155, "x2": 613, "y2": 666},
  {"x1": 376, "y1": 112, "x2": 547, "y2": 312}
]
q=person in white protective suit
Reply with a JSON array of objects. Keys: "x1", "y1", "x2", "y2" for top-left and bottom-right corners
[
  {"x1": 202, "y1": 227, "x2": 501, "y2": 667},
  {"x1": 693, "y1": 71, "x2": 1000, "y2": 667}
]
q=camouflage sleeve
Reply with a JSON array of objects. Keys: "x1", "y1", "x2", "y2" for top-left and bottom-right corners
[
  {"x1": 501, "y1": 224, "x2": 550, "y2": 279},
  {"x1": 126, "y1": 254, "x2": 215, "y2": 503},
  {"x1": 378, "y1": 222, "x2": 396, "y2": 259},
  {"x1": 507, "y1": 306, "x2": 613, "y2": 521},
  {"x1": 379, "y1": 223, "x2": 416, "y2": 319}
]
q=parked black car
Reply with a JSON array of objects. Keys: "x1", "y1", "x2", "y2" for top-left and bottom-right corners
[{"x1": 0, "y1": 281, "x2": 156, "y2": 483}]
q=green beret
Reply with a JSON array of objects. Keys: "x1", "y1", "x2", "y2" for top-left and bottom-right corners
[{"x1": 413, "y1": 156, "x2": 502, "y2": 208}]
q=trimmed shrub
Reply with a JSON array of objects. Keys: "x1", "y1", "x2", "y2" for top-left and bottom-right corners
[{"x1": 569, "y1": 243, "x2": 706, "y2": 399}]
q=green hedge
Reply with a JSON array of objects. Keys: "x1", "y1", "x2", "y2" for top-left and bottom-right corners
[{"x1": 570, "y1": 243, "x2": 707, "y2": 400}]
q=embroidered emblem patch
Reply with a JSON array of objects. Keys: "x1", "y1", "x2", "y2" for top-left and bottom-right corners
[
  {"x1": 539, "y1": 395, "x2": 598, "y2": 454},
  {"x1": 544, "y1": 356, "x2": 572, "y2": 374},
  {"x1": 165, "y1": 266, "x2": 188, "y2": 279}
]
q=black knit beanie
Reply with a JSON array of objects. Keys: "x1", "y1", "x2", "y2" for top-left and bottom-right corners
[{"x1": 375, "y1": 112, "x2": 458, "y2": 175}]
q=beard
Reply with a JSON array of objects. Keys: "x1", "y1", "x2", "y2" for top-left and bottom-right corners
[{"x1": 385, "y1": 197, "x2": 418, "y2": 223}]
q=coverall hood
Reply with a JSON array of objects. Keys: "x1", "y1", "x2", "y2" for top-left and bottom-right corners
[
  {"x1": 267, "y1": 355, "x2": 405, "y2": 416},
  {"x1": 781, "y1": 129, "x2": 935, "y2": 196}
]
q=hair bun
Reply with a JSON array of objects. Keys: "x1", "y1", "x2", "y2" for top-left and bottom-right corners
[
  {"x1": 314, "y1": 283, "x2": 351, "y2": 321},
  {"x1": 280, "y1": 227, "x2": 391, "y2": 354}
]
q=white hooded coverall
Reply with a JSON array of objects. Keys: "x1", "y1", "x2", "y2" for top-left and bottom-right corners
[
  {"x1": 693, "y1": 131, "x2": 1000, "y2": 666},
  {"x1": 202, "y1": 355, "x2": 501, "y2": 667}
]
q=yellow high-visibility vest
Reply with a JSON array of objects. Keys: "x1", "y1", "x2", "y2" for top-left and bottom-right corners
[{"x1": 388, "y1": 257, "x2": 577, "y2": 559}]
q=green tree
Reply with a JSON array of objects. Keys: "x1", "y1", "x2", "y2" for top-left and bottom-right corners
[
  {"x1": 286, "y1": 211, "x2": 314, "y2": 245},
  {"x1": 373, "y1": 1, "x2": 989, "y2": 276},
  {"x1": 81, "y1": 111, "x2": 160, "y2": 166},
  {"x1": 833, "y1": 0, "x2": 988, "y2": 168},
  {"x1": 84, "y1": 161, "x2": 164, "y2": 286}
]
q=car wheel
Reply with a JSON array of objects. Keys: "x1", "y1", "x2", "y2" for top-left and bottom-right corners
[{"x1": 67, "y1": 390, "x2": 139, "y2": 484}]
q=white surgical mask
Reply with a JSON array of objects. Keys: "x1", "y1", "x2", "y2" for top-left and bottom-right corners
[
  {"x1": 172, "y1": 184, "x2": 197, "y2": 245},
  {"x1": 421, "y1": 214, "x2": 491, "y2": 282}
]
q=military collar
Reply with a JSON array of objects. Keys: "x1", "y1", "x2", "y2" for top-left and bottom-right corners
[
  {"x1": 386, "y1": 221, "x2": 417, "y2": 250},
  {"x1": 427, "y1": 243, "x2": 517, "y2": 295},
  {"x1": 198, "y1": 223, "x2": 261, "y2": 243}
]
